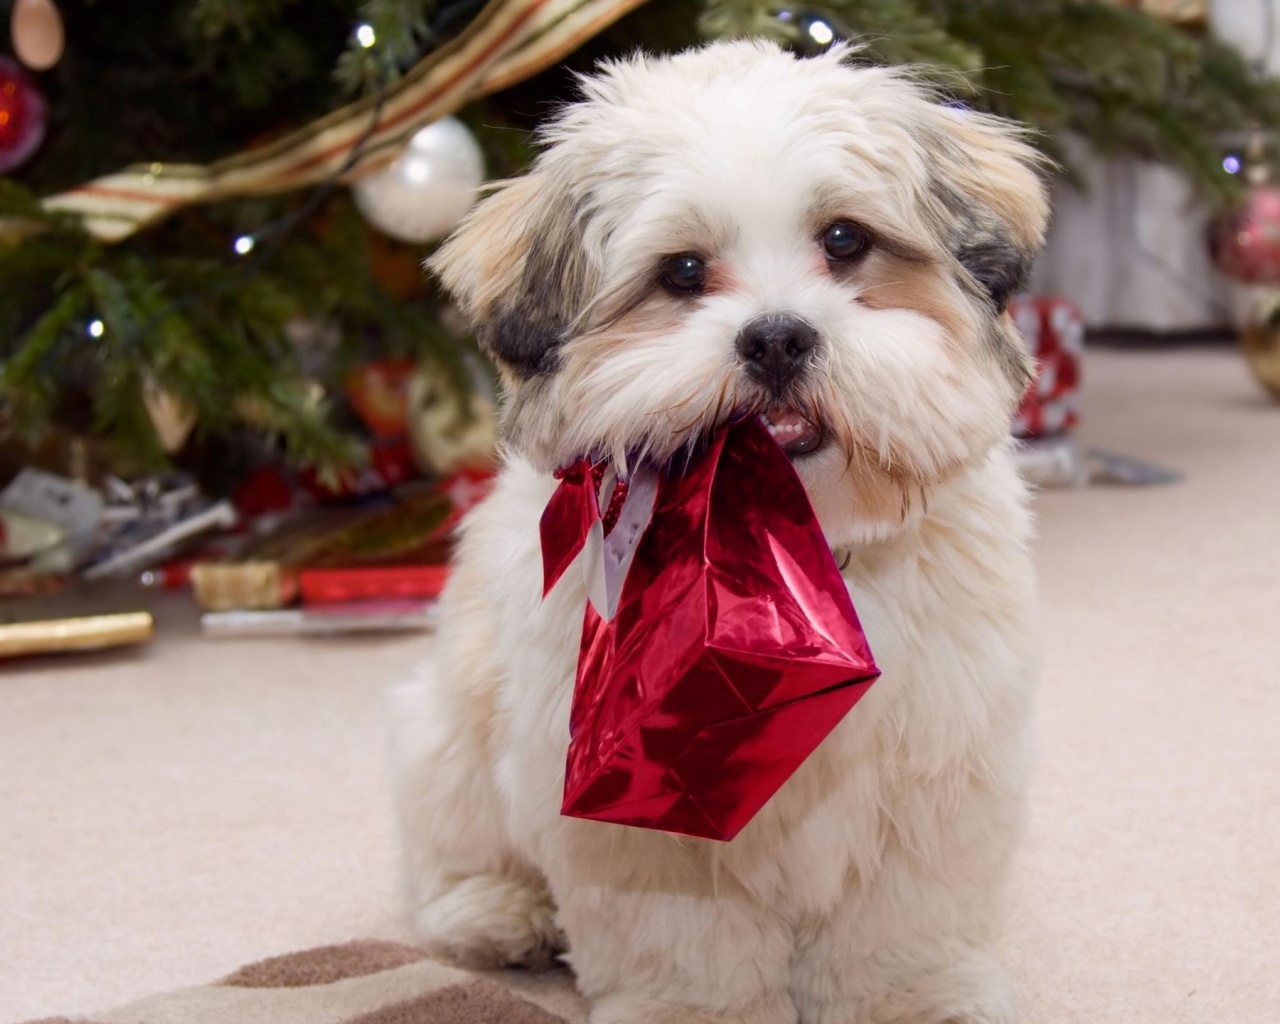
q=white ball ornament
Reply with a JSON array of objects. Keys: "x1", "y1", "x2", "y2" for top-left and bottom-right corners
[{"x1": 352, "y1": 117, "x2": 485, "y2": 243}]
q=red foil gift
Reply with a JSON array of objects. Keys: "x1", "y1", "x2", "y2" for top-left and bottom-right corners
[
  {"x1": 1009, "y1": 296, "x2": 1084, "y2": 439},
  {"x1": 541, "y1": 417, "x2": 880, "y2": 842}
]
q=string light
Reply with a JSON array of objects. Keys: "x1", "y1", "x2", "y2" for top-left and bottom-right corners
[
  {"x1": 807, "y1": 19, "x2": 835, "y2": 46},
  {"x1": 87, "y1": 319, "x2": 104, "y2": 338},
  {"x1": 225, "y1": 43, "x2": 391, "y2": 267},
  {"x1": 1224, "y1": 154, "x2": 1243, "y2": 175}
]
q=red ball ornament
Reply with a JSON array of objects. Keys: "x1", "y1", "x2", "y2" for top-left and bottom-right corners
[
  {"x1": 0, "y1": 56, "x2": 48, "y2": 173},
  {"x1": 1209, "y1": 183, "x2": 1280, "y2": 284}
]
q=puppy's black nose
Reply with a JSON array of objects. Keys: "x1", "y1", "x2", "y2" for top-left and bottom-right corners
[{"x1": 736, "y1": 314, "x2": 818, "y2": 395}]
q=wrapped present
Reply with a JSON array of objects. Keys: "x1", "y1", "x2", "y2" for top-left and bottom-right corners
[
  {"x1": 83, "y1": 475, "x2": 237, "y2": 580},
  {"x1": 541, "y1": 417, "x2": 880, "y2": 842},
  {"x1": 189, "y1": 560, "x2": 294, "y2": 611},
  {"x1": 0, "y1": 506, "x2": 65, "y2": 567},
  {"x1": 0, "y1": 612, "x2": 154, "y2": 660},
  {"x1": 297, "y1": 564, "x2": 450, "y2": 605},
  {"x1": 1009, "y1": 296, "x2": 1084, "y2": 439},
  {"x1": 300, "y1": 436, "x2": 421, "y2": 503},
  {"x1": 189, "y1": 470, "x2": 494, "y2": 611}
]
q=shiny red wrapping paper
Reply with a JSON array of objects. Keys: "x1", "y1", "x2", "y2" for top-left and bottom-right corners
[{"x1": 540, "y1": 418, "x2": 880, "y2": 842}]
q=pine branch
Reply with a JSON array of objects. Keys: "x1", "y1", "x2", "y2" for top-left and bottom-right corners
[
  {"x1": 699, "y1": 0, "x2": 782, "y2": 40},
  {"x1": 7, "y1": 0, "x2": 1280, "y2": 480},
  {"x1": 943, "y1": 1, "x2": 1280, "y2": 200},
  {"x1": 336, "y1": 0, "x2": 441, "y2": 93},
  {"x1": 700, "y1": 0, "x2": 980, "y2": 78},
  {"x1": 814, "y1": 0, "x2": 982, "y2": 75},
  {"x1": 0, "y1": 289, "x2": 89, "y2": 440},
  {"x1": 254, "y1": 380, "x2": 368, "y2": 484},
  {"x1": 188, "y1": 0, "x2": 304, "y2": 38}
]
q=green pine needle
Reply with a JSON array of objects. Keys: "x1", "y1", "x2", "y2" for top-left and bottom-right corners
[{"x1": 4, "y1": 0, "x2": 1280, "y2": 481}]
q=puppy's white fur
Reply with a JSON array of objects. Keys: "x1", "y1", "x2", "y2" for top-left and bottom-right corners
[{"x1": 393, "y1": 41, "x2": 1048, "y2": 1024}]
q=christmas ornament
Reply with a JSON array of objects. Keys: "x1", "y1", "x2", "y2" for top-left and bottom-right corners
[
  {"x1": 1108, "y1": 0, "x2": 1205, "y2": 25},
  {"x1": 38, "y1": 0, "x2": 648, "y2": 242},
  {"x1": 352, "y1": 117, "x2": 485, "y2": 243},
  {"x1": 0, "y1": 56, "x2": 48, "y2": 174},
  {"x1": 345, "y1": 359, "x2": 415, "y2": 438},
  {"x1": 1209, "y1": 183, "x2": 1280, "y2": 284},
  {"x1": 408, "y1": 360, "x2": 498, "y2": 475},
  {"x1": 10, "y1": 0, "x2": 65, "y2": 71},
  {"x1": 542, "y1": 417, "x2": 880, "y2": 842},
  {"x1": 1242, "y1": 292, "x2": 1280, "y2": 400},
  {"x1": 143, "y1": 376, "x2": 198, "y2": 453}
]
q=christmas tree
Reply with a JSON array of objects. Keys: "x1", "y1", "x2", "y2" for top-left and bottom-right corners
[{"x1": 2, "y1": 0, "x2": 1277, "y2": 484}]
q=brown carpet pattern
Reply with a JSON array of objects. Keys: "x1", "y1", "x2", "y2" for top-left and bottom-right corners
[{"x1": 18, "y1": 941, "x2": 579, "y2": 1024}]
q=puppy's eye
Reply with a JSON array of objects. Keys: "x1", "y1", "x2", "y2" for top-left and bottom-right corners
[
  {"x1": 661, "y1": 254, "x2": 707, "y2": 295},
  {"x1": 822, "y1": 222, "x2": 871, "y2": 262}
]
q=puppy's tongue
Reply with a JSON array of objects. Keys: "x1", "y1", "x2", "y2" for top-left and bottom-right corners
[{"x1": 762, "y1": 408, "x2": 822, "y2": 456}]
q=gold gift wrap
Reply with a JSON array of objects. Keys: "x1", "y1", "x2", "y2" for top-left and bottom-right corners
[
  {"x1": 0, "y1": 612, "x2": 155, "y2": 659},
  {"x1": 190, "y1": 561, "x2": 291, "y2": 612}
]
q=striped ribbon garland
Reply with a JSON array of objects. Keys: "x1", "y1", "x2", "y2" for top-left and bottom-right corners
[{"x1": 37, "y1": 0, "x2": 650, "y2": 243}]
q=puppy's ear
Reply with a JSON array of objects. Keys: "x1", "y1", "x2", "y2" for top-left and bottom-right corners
[
  {"x1": 917, "y1": 106, "x2": 1050, "y2": 314},
  {"x1": 429, "y1": 170, "x2": 593, "y2": 379}
]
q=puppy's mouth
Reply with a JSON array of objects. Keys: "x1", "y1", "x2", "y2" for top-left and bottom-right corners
[{"x1": 762, "y1": 407, "x2": 825, "y2": 458}]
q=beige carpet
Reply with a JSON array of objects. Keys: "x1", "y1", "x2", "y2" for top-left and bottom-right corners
[{"x1": 2, "y1": 347, "x2": 1278, "y2": 1023}]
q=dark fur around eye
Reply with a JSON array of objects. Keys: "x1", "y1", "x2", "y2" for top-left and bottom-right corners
[
  {"x1": 955, "y1": 238, "x2": 1029, "y2": 313},
  {"x1": 661, "y1": 254, "x2": 708, "y2": 295},
  {"x1": 931, "y1": 183, "x2": 1032, "y2": 314},
  {"x1": 479, "y1": 193, "x2": 590, "y2": 379}
]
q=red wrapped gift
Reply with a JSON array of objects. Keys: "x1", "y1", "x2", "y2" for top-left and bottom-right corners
[
  {"x1": 297, "y1": 564, "x2": 450, "y2": 605},
  {"x1": 541, "y1": 417, "x2": 880, "y2": 842},
  {"x1": 1009, "y1": 296, "x2": 1084, "y2": 439}
]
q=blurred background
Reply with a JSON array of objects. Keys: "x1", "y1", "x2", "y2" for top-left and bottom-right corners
[
  {"x1": 0, "y1": 0, "x2": 1279, "y2": 606},
  {"x1": 1, "y1": 3, "x2": 1279, "y2": 1024}
]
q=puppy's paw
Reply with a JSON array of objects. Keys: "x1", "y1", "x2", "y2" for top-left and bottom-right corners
[
  {"x1": 870, "y1": 954, "x2": 1015, "y2": 1024},
  {"x1": 413, "y1": 873, "x2": 566, "y2": 970},
  {"x1": 589, "y1": 991, "x2": 795, "y2": 1024}
]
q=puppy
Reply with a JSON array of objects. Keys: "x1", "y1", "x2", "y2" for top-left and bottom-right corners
[{"x1": 392, "y1": 40, "x2": 1048, "y2": 1024}]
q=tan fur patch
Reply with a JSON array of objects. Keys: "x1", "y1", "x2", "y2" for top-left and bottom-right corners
[
  {"x1": 921, "y1": 110, "x2": 1051, "y2": 253},
  {"x1": 854, "y1": 251, "x2": 975, "y2": 347}
]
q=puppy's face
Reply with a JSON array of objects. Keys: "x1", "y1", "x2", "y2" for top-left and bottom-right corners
[{"x1": 433, "y1": 41, "x2": 1049, "y2": 547}]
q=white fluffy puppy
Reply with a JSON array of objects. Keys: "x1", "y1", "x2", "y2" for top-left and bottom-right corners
[{"x1": 392, "y1": 40, "x2": 1049, "y2": 1024}]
